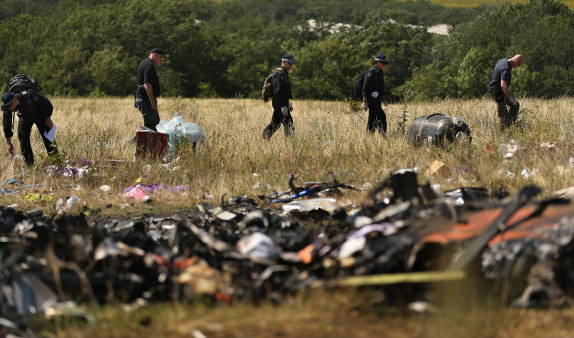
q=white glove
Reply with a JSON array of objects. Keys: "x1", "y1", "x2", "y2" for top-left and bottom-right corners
[
  {"x1": 288, "y1": 102, "x2": 293, "y2": 112},
  {"x1": 361, "y1": 103, "x2": 368, "y2": 111},
  {"x1": 371, "y1": 91, "x2": 379, "y2": 98},
  {"x1": 281, "y1": 106, "x2": 289, "y2": 116},
  {"x1": 383, "y1": 101, "x2": 388, "y2": 109},
  {"x1": 509, "y1": 97, "x2": 518, "y2": 105}
]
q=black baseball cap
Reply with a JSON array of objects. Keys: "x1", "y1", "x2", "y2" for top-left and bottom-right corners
[
  {"x1": 282, "y1": 54, "x2": 295, "y2": 65},
  {"x1": 1, "y1": 92, "x2": 16, "y2": 112},
  {"x1": 374, "y1": 54, "x2": 389, "y2": 64}
]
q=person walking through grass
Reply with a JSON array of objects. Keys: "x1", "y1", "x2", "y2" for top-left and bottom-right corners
[
  {"x1": 262, "y1": 54, "x2": 295, "y2": 140},
  {"x1": 361, "y1": 54, "x2": 389, "y2": 135},
  {"x1": 135, "y1": 48, "x2": 166, "y2": 131},
  {"x1": 2, "y1": 91, "x2": 58, "y2": 166},
  {"x1": 488, "y1": 54, "x2": 524, "y2": 130}
]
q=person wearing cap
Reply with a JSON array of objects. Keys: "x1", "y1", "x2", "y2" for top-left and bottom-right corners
[
  {"x1": 135, "y1": 48, "x2": 166, "y2": 131},
  {"x1": 488, "y1": 54, "x2": 524, "y2": 130},
  {"x1": 2, "y1": 91, "x2": 58, "y2": 166},
  {"x1": 262, "y1": 54, "x2": 295, "y2": 140},
  {"x1": 361, "y1": 54, "x2": 389, "y2": 135}
]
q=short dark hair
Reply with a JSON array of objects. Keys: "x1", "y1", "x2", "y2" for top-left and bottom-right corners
[{"x1": 150, "y1": 48, "x2": 167, "y2": 59}]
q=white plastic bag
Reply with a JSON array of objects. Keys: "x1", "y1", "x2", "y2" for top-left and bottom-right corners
[{"x1": 156, "y1": 115, "x2": 206, "y2": 161}]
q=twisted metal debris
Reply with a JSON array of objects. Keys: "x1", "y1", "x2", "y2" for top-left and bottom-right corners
[{"x1": 2, "y1": 171, "x2": 574, "y2": 334}]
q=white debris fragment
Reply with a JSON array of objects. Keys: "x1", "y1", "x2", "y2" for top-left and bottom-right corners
[
  {"x1": 521, "y1": 168, "x2": 538, "y2": 179},
  {"x1": 499, "y1": 140, "x2": 518, "y2": 158},
  {"x1": 100, "y1": 185, "x2": 112, "y2": 193},
  {"x1": 498, "y1": 170, "x2": 515, "y2": 179}
]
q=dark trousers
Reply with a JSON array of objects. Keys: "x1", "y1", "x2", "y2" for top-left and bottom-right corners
[
  {"x1": 490, "y1": 90, "x2": 519, "y2": 130},
  {"x1": 17, "y1": 115, "x2": 58, "y2": 166},
  {"x1": 136, "y1": 100, "x2": 160, "y2": 131},
  {"x1": 367, "y1": 98, "x2": 387, "y2": 135},
  {"x1": 262, "y1": 102, "x2": 294, "y2": 140}
]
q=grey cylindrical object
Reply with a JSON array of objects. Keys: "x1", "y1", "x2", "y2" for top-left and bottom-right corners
[{"x1": 408, "y1": 114, "x2": 471, "y2": 146}]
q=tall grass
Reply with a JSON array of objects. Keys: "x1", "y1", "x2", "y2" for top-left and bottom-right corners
[
  {"x1": 1, "y1": 97, "x2": 573, "y2": 214},
  {"x1": 33, "y1": 289, "x2": 574, "y2": 337}
]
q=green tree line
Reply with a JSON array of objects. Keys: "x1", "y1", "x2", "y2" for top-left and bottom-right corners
[{"x1": 0, "y1": 0, "x2": 571, "y2": 100}]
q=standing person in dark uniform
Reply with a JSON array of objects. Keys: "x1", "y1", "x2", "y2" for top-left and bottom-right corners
[
  {"x1": 262, "y1": 54, "x2": 295, "y2": 141},
  {"x1": 2, "y1": 91, "x2": 58, "y2": 166},
  {"x1": 488, "y1": 54, "x2": 524, "y2": 130},
  {"x1": 135, "y1": 48, "x2": 166, "y2": 131},
  {"x1": 361, "y1": 54, "x2": 389, "y2": 135}
]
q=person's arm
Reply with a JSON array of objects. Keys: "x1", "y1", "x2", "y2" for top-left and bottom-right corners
[
  {"x1": 37, "y1": 95, "x2": 54, "y2": 128},
  {"x1": 6, "y1": 137, "x2": 14, "y2": 156},
  {"x1": 361, "y1": 71, "x2": 375, "y2": 110},
  {"x1": 45, "y1": 117, "x2": 53, "y2": 131},
  {"x1": 362, "y1": 71, "x2": 370, "y2": 103},
  {"x1": 379, "y1": 73, "x2": 388, "y2": 107},
  {"x1": 501, "y1": 80, "x2": 517, "y2": 105},
  {"x1": 3, "y1": 110, "x2": 13, "y2": 140},
  {"x1": 144, "y1": 83, "x2": 157, "y2": 110},
  {"x1": 3, "y1": 111, "x2": 14, "y2": 155},
  {"x1": 380, "y1": 73, "x2": 386, "y2": 100},
  {"x1": 273, "y1": 72, "x2": 289, "y2": 107}
]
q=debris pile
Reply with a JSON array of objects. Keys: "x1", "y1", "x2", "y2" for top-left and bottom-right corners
[{"x1": 2, "y1": 171, "x2": 574, "y2": 332}]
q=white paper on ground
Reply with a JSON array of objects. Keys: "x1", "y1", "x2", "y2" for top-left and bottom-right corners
[{"x1": 44, "y1": 123, "x2": 57, "y2": 141}]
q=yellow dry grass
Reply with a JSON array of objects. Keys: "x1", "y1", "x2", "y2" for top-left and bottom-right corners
[
  {"x1": 1, "y1": 96, "x2": 574, "y2": 214},
  {"x1": 36, "y1": 288, "x2": 574, "y2": 337}
]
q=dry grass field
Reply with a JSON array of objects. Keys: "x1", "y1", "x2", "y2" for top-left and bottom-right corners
[
  {"x1": 32, "y1": 288, "x2": 574, "y2": 337},
  {"x1": 3, "y1": 96, "x2": 574, "y2": 335},
  {"x1": 406, "y1": 0, "x2": 574, "y2": 9},
  {"x1": 1, "y1": 96, "x2": 574, "y2": 215}
]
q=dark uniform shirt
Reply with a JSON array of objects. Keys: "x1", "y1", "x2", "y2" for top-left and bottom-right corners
[
  {"x1": 2, "y1": 92, "x2": 53, "y2": 139},
  {"x1": 488, "y1": 58, "x2": 512, "y2": 93},
  {"x1": 272, "y1": 67, "x2": 292, "y2": 107},
  {"x1": 362, "y1": 66, "x2": 385, "y2": 100},
  {"x1": 137, "y1": 57, "x2": 160, "y2": 100}
]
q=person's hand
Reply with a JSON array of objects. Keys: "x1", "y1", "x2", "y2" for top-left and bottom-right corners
[
  {"x1": 288, "y1": 102, "x2": 293, "y2": 112},
  {"x1": 362, "y1": 103, "x2": 369, "y2": 111},
  {"x1": 45, "y1": 117, "x2": 53, "y2": 131},
  {"x1": 371, "y1": 91, "x2": 379, "y2": 98},
  {"x1": 6, "y1": 139, "x2": 14, "y2": 156},
  {"x1": 509, "y1": 97, "x2": 518, "y2": 106},
  {"x1": 383, "y1": 100, "x2": 389, "y2": 109},
  {"x1": 281, "y1": 106, "x2": 289, "y2": 116}
]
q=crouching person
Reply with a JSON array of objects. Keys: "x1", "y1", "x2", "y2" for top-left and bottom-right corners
[{"x1": 2, "y1": 91, "x2": 58, "y2": 166}]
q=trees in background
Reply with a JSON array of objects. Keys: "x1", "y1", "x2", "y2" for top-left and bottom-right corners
[
  {"x1": 0, "y1": 0, "x2": 571, "y2": 100},
  {"x1": 414, "y1": 0, "x2": 574, "y2": 99}
]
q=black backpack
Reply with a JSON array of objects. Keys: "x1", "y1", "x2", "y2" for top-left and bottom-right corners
[
  {"x1": 8, "y1": 74, "x2": 41, "y2": 94},
  {"x1": 352, "y1": 69, "x2": 373, "y2": 100}
]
